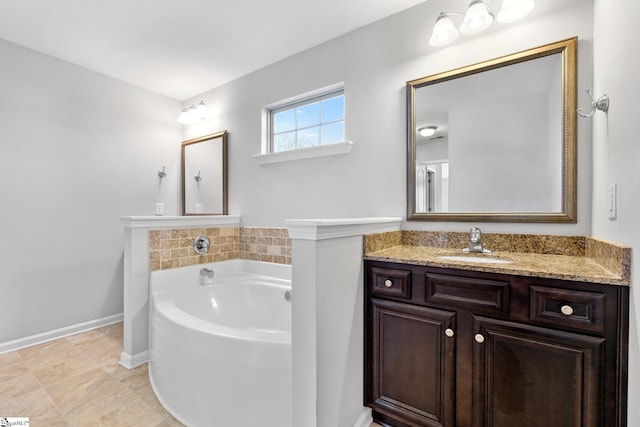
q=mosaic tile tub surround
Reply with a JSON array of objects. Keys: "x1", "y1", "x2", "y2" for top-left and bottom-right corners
[{"x1": 149, "y1": 227, "x2": 291, "y2": 271}]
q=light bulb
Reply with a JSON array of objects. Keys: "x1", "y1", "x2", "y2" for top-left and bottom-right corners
[
  {"x1": 196, "y1": 100, "x2": 209, "y2": 119},
  {"x1": 177, "y1": 109, "x2": 190, "y2": 124},
  {"x1": 497, "y1": 0, "x2": 535, "y2": 23},
  {"x1": 429, "y1": 13, "x2": 460, "y2": 47},
  {"x1": 186, "y1": 105, "x2": 198, "y2": 124},
  {"x1": 418, "y1": 126, "x2": 437, "y2": 137},
  {"x1": 460, "y1": 0, "x2": 494, "y2": 35}
]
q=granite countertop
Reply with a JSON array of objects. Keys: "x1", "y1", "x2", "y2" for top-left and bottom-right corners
[{"x1": 365, "y1": 245, "x2": 629, "y2": 286}]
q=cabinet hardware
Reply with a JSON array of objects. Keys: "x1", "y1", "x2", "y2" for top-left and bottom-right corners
[
  {"x1": 445, "y1": 328, "x2": 455, "y2": 337},
  {"x1": 384, "y1": 279, "x2": 393, "y2": 288},
  {"x1": 560, "y1": 305, "x2": 574, "y2": 316},
  {"x1": 475, "y1": 333, "x2": 485, "y2": 344}
]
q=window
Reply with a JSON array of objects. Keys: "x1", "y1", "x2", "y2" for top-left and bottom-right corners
[{"x1": 269, "y1": 90, "x2": 344, "y2": 153}]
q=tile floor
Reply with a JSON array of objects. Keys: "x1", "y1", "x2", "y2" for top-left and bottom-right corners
[
  {"x1": 0, "y1": 322, "x2": 384, "y2": 427},
  {"x1": 0, "y1": 322, "x2": 184, "y2": 426}
]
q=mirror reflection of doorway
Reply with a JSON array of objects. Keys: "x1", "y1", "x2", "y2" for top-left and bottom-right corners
[
  {"x1": 416, "y1": 165, "x2": 435, "y2": 213},
  {"x1": 416, "y1": 162, "x2": 449, "y2": 213}
]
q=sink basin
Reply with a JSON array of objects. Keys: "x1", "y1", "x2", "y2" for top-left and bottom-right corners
[{"x1": 437, "y1": 255, "x2": 513, "y2": 265}]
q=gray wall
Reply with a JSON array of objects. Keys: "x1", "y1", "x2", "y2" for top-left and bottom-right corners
[
  {"x1": 183, "y1": 0, "x2": 593, "y2": 235},
  {"x1": 0, "y1": 38, "x2": 181, "y2": 343},
  {"x1": 592, "y1": 0, "x2": 640, "y2": 423}
]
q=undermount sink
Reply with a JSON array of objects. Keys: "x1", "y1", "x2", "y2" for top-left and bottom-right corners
[{"x1": 437, "y1": 255, "x2": 514, "y2": 265}]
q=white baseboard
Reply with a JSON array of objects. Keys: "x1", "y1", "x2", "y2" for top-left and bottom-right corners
[
  {"x1": 353, "y1": 407, "x2": 373, "y2": 427},
  {"x1": 0, "y1": 313, "x2": 123, "y2": 355},
  {"x1": 119, "y1": 350, "x2": 149, "y2": 369}
]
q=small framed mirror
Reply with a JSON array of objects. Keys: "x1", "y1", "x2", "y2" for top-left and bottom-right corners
[
  {"x1": 181, "y1": 131, "x2": 228, "y2": 215},
  {"x1": 407, "y1": 38, "x2": 577, "y2": 222}
]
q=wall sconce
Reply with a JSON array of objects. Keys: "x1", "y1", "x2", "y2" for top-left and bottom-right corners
[
  {"x1": 429, "y1": 0, "x2": 535, "y2": 47},
  {"x1": 177, "y1": 100, "x2": 209, "y2": 125},
  {"x1": 418, "y1": 126, "x2": 438, "y2": 137},
  {"x1": 577, "y1": 88, "x2": 609, "y2": 118}
]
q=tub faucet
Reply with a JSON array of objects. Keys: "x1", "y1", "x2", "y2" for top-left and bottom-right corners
[
  {"x1": 463, "y1": 227, "x2": 491, "y2": 254},
  {"x1": 199, "y1": 267, "x2": 214, "y2": 286}
]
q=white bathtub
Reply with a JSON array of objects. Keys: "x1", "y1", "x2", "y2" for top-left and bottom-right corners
[{"x1": 149, "y1": 260, "x2": 292, "y2": 427}]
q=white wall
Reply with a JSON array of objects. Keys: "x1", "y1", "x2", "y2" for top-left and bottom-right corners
[
  {"x1": 592, "y1": 0, "x2": 640, "y2": 423},
  {"x1": 448, "y1": 97, "x2": 550, "y2": 212},
  {"x1": 182, "y1": 0, "x2": 593, "y2": 235},
  {"x1": 0, "y1": 39, "x2": 181, "y2": 344}
]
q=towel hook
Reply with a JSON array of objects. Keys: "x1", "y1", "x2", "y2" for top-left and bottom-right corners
[
  {"x1": 194, "y1": 171, "x2": 202, "y2": 182},
  {"x1": 577, "y1": 88, "x2": 609, "y2": 118},
  {"x1": 158, "y1": 166, "x2": 167, "y2": 178}
]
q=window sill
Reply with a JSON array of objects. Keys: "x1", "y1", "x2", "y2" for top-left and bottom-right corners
[{"x1": 252, "y1": 141, "x2": 353, "y2": 165}]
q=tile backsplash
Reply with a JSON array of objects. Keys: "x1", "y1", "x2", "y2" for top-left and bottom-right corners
[
  {"x1": 149, "y1": 226, "x2": 291, "y2": 271},
  {"x1": 239, "y1": 227, "x2": 291, "y2": 265}
]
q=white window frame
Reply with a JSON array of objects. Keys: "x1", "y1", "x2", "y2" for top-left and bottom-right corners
[{"x1": 254, "y1": 83, "x2": 352, "y2": 165}]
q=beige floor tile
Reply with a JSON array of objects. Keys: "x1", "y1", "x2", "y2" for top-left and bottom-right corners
[
  {"x1": 161, "y1": 415, "x2": 187, "y2": 427},
  {"x1": 0, "y1": 355, "x2": 30, "y2": 382},
  {"x1": 64, "y1": 391, "x2": 139, "y2": 427},
  {"x1": 30, "y1": 411, "x2": 71, "y2": 427},
  {"x1": 73, "y1": 334, "x2": 123, "y2": 366},
  {"x1": 0, "y1": 351, "x2": 24, "y2": 368},
  {"x1": 45, "y1": 367, "x2": 130, "y2": 414},
  {"x1": 3, "y1": 323, "x2": 184, "y2": 427},
  {"x1": 70, "y1": 396, "x2": 166, "y2": 427},
  {"x1": 0, "y1": 372, "x2": 41, "y2": 402},
  {"x1": 17, "y1": 339, "x2": 72, "y2": 365},
  {"x1": 139, "y1": 392, "x2": 186, "y2": 427},
  {"x1": 103, "y1": 322, "x2": 124, "y2": 336},
  {"x1": 0, "y1": 387, "x2": 59, "y2": 419},
  {"x1": 28, "y1": 350, "x2": 99, "y2": 388},
  {"x1": 140, "y1": 390, "x2": 166, "y2": 413},
  {"x1": 119, "y1": 364, "x2": 154, "y2": 397}
]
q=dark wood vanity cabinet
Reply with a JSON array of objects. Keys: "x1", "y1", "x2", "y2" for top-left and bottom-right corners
[{"x1": 364, "y1": 260, "x2": 629, "y2": 427}]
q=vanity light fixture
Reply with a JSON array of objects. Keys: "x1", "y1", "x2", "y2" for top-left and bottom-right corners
[
  {"x1": 429, "y1": 0, "x2": 535, "y2": 47},
  {"x1": 177, "y1": 100, "x2": 209, "y2": 125},
  {"x1": 418, "y1": 125, "x2": 438, "y2": 137}
]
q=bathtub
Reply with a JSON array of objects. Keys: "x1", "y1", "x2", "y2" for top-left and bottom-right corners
[{"x1": 148, "y1": 260, "x2": 292, "y2": 427}]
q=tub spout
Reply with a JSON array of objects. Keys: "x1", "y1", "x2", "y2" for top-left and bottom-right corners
[{"x1": 199, "y1": 267, "x2": 214, "y2": 285}]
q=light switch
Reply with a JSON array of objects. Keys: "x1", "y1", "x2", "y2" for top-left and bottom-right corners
[{"x1": 608, "y1": 184, "x2": 617, "y2": 220}]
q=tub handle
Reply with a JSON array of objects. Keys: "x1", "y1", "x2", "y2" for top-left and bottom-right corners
[{"x1": 193, "y1": 235, "x2": 210, "y2": 254}]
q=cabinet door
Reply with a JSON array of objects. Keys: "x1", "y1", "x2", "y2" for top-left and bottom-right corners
[
  {"x1": 368, "y1": 298, "x2": 456, "y2": 427},
  {"x1": 472, "y1": 316, "x2": 605, "y2": 427}
]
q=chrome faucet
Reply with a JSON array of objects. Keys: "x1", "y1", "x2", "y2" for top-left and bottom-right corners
[
  {"x1": 199, "y1": 267, "x2": 214, "y2": 285},
  {"x1": 463, "y1": 227, "x2": 491, "y2": 254}
]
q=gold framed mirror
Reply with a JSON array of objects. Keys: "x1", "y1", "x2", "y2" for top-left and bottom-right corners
[
  {"x1": 407, "y1": 37, "x2": 577, "y2": 222},
  {"x1": 181, "y1": 131, "x2": 228, "y2": 215}
]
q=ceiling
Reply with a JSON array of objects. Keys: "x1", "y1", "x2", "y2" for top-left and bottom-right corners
[{"x1": 0, "y1": 0, "x2": 425, "y2": 100}]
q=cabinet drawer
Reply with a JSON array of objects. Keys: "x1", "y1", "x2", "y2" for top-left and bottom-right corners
[
  {"x1": 426, "y1": 272, "x2": 509, "y2": 314},
  {"x1": 369, "y1": 266, "x2": 412, "y2": 299},
  {"x1": 529, "y1": 285, "x2": 605, "y2": 333}
]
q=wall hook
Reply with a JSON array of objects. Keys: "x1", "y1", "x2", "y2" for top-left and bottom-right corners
[
  {"x1": 577, "y1": 88, "x2": 609, "y2": 118},
  {"x1": 158, "y1": 166, "x2": 167, "y2": 178},
  {"x1": 194, "y1": 171, "x2": 202, "y2": 182}
]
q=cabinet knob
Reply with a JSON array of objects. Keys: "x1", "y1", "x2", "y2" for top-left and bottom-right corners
[
  {"x1": 474, "y1": 333, "x2": 485, "y2": 344},
  {"x1": 384, "y1": 279, "x2": 393, "y2": 288},
  {"x1": 560, "y1": 305, "x2": 574, "y2": 316},
  {"x1": 445, "y1": 328, "x2": 455, "y2": 338}
]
